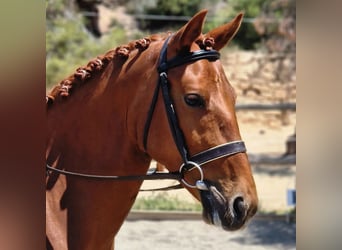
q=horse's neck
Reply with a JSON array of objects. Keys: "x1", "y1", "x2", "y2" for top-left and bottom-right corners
[
  {"x1": 47, "y1": 57, "x2": 154, "y2": 171},
  {"x1": 46, "y1": 54, "x2": 157, "y2": 249}
]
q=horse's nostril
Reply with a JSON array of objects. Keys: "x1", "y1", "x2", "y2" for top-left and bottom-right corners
[{"x1": 233, "y1": 196, "x2": 246, "y2": 220}]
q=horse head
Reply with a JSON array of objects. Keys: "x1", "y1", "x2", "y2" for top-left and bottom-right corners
[
  {"x1": 143, "y1": 10, "x2": 258, "y2": 231},
  {"x1": 46, "y1": 10, "x2": 259, "y2": 249}
]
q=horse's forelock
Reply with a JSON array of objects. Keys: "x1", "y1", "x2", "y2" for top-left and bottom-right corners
[{"x1": 196, "y1": 36, "x2": 216, "y2": 51}]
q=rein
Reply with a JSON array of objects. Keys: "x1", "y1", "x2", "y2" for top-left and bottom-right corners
[
  {"x1": 46, "y1": 35, "x2": 247, "y2": 191},
  {"x1": 46, "y1": 164, "x2": 181, "y2": 181},
  {"x1": 46, "y1": 164, "x2": 183, "y2": 191}
]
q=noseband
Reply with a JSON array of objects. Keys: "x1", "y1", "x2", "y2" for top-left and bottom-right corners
[
  {"x1": 46, "y1": 35, "x2": 247, "y2": 191},
  {"x1": 143, "y1": 36, "x2": 246, "y2": 189}
]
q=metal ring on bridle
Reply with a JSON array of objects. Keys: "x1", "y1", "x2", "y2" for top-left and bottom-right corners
[{"x1": 179, "y1": 161, "x2": 204, "y2": 189}]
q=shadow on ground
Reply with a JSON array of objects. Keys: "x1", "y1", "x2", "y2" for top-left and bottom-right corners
[{"x1": 232, "y1": 219, "x2": 296, "y2": 248}]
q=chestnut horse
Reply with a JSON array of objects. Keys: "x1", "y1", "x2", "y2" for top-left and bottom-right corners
[{"x1": 46, "y1": 10, "x2": 258, "y2": 250}]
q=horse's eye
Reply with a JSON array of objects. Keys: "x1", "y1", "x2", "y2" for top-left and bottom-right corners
[{"x1": 184, "y1": 94, "x2": 205, "y2": 108}]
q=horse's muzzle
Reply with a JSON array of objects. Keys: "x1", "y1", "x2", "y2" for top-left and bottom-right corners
[{"x1": 199, "y1": 181, "x2": 256, "y2": 231}]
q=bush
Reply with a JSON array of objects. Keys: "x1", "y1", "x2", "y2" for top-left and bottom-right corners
[
  {"x1": 226, "y1": 0, "x2": 268, "y2": 50},
  {"x1": 145, "y1": 0, "x2": 203, "y2": 16},
  {"x1": 138, "y1": 0, "x2": 206, "y2": 30},
  {"x1": 229, "y1": 0, "x2": 295, "y2": 50},
  {"x1": 46, "y1": 1, "x2": 128, "y2": 89}
]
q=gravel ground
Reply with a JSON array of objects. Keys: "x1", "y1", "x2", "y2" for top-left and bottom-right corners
[{"x1": 115, "y1": 218, "x2": 296, "y2": 250}]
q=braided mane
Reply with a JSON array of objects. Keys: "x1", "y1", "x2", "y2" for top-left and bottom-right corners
[{"x1": 46, "y1": 33, "x2": 215, "y2": 108}]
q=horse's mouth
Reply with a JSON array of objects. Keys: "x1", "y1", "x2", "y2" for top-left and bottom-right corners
[{"x1": 199, "y1": 181, "x2": 250, "y2": 231}]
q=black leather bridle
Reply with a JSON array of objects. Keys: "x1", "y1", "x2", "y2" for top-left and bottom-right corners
[
  {"x1": 46, "y1": 35, "x2": 247, "y2": 191},
  {"x1": 142, "y1": 36, "x2": 246, "y2": 189}
]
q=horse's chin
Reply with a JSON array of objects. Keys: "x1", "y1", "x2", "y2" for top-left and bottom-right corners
[{"x1": 199, "y1": 181, "x2": 249, "y2": 231}]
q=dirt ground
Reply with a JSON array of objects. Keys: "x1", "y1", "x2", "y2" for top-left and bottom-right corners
[{"x1": 116, "y1": 219, "x2": 296, "y2": 250}]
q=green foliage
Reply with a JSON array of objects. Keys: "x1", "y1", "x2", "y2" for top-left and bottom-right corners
[
  {"x1": 132, "y1": 193, "x2": 202, "y2": 211},
  {"x1": 228, "y1": 0, "x2": 294, "y2": 50},
  {"x1": 46, "y1": 1, "x2": 128, "y2": 88},
  {"x1": 145, "y1": 0, "x2": 203, "y2": 16},
  {"x1": 230, "y1": 0, "x2": 268, "y2": 17},
  {"x1": 46, "y1": 0, "x2": 68, "y2": 19},
  {"x1": 227, "y1": 0, "x2": 270, "y2": 50},
  {"x1": 205, "y1": 0, "x2": 279, "y2": 50},
  {"x1": 139, "y1": 0, "x2": 206, "y2": 30},
  {"x1": 46, "y1": 21, "x2": 127, "y2": 88}
]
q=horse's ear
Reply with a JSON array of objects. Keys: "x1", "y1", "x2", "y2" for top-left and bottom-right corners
[
  {"x1": 204, "y1": 13, "x2": 244, "y2": 51},
  {"x1": 169, "y1": 9, "x2": 208, "y2": 53}
]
